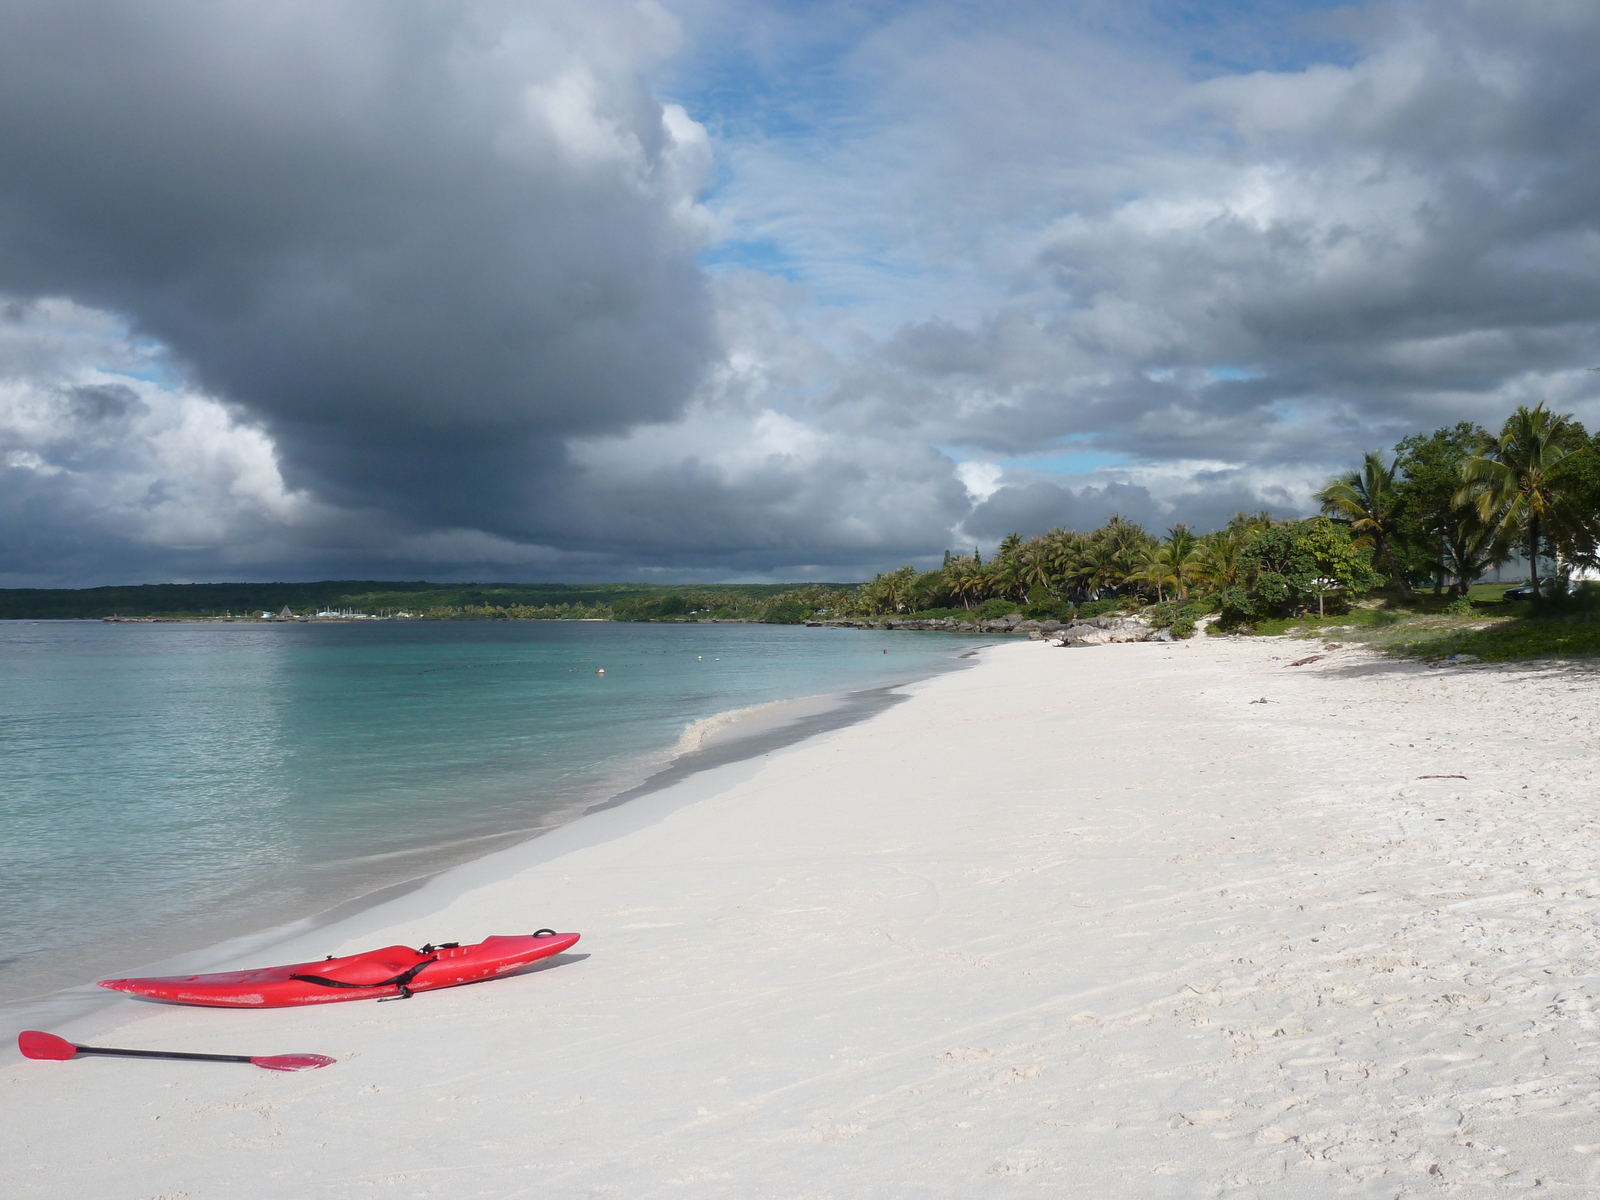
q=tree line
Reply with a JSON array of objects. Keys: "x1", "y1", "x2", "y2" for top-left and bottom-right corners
[{"x1": 852, "y1": 404, "x2": 1600, "y2": 630}]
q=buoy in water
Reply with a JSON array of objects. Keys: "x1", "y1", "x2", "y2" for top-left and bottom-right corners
[{"x1": 597, "y1": 668, "x2": 605, "y2": 674}]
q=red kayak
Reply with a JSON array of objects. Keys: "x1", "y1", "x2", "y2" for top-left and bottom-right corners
[{"x1": 97, "y1": 930, "x2": 580, "y2": 1008}]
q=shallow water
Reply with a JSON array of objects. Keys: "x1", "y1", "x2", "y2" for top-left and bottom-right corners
[{"x1": 0, "y1": 619, "x2": 992, "y2": 997}]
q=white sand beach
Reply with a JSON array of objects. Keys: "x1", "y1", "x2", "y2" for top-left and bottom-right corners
[{"x1": 11, "y1": 637, "x2": 1600, "y2": 1197}]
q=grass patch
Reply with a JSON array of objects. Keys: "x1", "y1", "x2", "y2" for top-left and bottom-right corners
[
  {"x1": 1252, "y1": 604, "x2": 1409, "y2": 638},
  {"x1": 1245, "y1": 592, "x2": 1513, "y2": 654},
  {"x1": 1245, "y1": 582, "x2": 1600, "y2": 663},
  {"x1": 1391, "y1": 619, "x2": 1600, "y2": 662}
]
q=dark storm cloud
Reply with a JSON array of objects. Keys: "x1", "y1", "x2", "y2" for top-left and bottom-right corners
[
  {"x1": 10, "y1": 0, "x2": 1600, "y2": 585},
  {"x1": 0, "y1": 0, "x2": 714, "y2": 530}
]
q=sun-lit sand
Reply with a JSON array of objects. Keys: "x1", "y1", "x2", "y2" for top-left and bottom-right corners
[{"x1": 11, "y1": 637, "x2": 1600, "y2": 1196}]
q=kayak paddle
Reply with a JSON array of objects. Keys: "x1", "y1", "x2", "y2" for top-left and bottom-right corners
[{"x1": 18, "y1": 1030, "x2": 334, "y2": 1072}]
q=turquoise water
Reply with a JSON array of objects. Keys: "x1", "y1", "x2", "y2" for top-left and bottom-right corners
[{"x1": 0, "y1": 620, "x2": 992, "y2": 997}]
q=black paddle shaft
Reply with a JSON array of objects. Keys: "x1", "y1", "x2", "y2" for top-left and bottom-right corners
[{"x1": 75, "y1": 1044, "x2": 254, "y2": 1064}]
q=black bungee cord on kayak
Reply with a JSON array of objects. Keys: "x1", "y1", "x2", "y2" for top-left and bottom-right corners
[
  {"x1": 288, "y1": 931, "x2": 564, "y2": 1000},
  {"x1": 289, "y1": 956, "x2": 438, "y2": 1001}
]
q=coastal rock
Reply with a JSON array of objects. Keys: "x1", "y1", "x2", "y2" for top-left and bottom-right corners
[
  {"x1": 1052, "y1": 614, "x2": 1156, "y2": 647},
  {"x1": 884, "y1": 616, "x2": 963, "y2": 631}
]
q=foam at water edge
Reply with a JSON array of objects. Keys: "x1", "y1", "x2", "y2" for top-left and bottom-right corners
[{"x1": 671, "y1": 695, "x2": 820, "y2": 757}]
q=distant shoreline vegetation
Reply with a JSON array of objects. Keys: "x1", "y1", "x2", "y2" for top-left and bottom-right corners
[
  {"x1": 12, "y1": 404, "x2": 1600, "y2": 659},
  {"x1": 842, "y1": 403, "x2": 1600, "y2": 660},
  {"x1": 0, "y1": 581, "x2": 857, "y2": 624}
]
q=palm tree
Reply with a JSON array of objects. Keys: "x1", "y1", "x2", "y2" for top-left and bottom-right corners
[
  {"x1": 857, "y1": 565, "x2": 920, "y2": 615},
  {"x1": 1162, "y1": 525, "x2": 1200, "y2": 598},
  {"x1": 1135, "y1": 543, "x2": 1171, "y2": 601},
  {"x1": 1015, "y1": 538, "x2": 1057, "y2": 596},
  {"x1": 1136, "y1": 526, "x2": 1201, "y2": 601},
  {"x1": 1440, "y1": 509, "x2": 1513, "y2": 595},
  {"x1": 1046, "y1": 530, "x2": 1098, "y2": 600},
  {"x1": 1456, "y1": 404, "x2": 1587, "y2": 598},
  {"x1": 1082, "y1": 538, "x2": 1130, "y2": 597},
  {"x1": 943, "y1": 556, "x2": 993, "y2": 609},
  {"x1": 1038, "y1": 528, "x2": 1085, "y2": 598},
  {"x1": 1316, "y1": 451, "x2": 1408, "y2": 592},
  {"x1": 1194, "y1": 530, "x2": 1247, "y2": 593},
  {"x1": 1087, "y1": 515, "x2": 1149, "y2": 594},
  {"x1": 942, "y1": 556, "x2": 976, "y2": 609}
]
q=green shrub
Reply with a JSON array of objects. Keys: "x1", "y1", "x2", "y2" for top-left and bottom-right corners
[
  {"x1": 1526, "y1": 580, "x2": 1600, "y2": 618},
  {"x1": 1076, "y1": 598, "x2": 1121, "y2": 619},
  {"x1": 1022, "y1": 598, "x2": 1072, "y2": 621},
  {"x1": 611, "y1": 594, "x2": 692, "y2": 621},
  {"x1": 1145, "y1": 598, "x2": 1211, "y2": 639},
  {"x1": 974, "y1": 597, "x2": 1023, "y2": 620},
  {"x1": 905, "y1": 606, "x2": 970, "y2": 621},
  {"x1": 758, "y1": 601, "x2": 812, "y2": 624},
  {"x1": 1216, "y1": 587, "x2": 1257, "y2": 629}
]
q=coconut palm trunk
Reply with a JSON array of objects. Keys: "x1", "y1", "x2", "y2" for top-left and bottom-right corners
[{"x1": 1528, "y1": 512, "x2": 1541, "y2": 597}]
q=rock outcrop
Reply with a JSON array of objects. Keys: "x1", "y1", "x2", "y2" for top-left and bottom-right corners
[
  {"x1": 1050, "y1": 613, "x2": 1157, "y2": 646},
  {"x1": 806, "y1": 614, "x2": 1063, "y2": 634}
]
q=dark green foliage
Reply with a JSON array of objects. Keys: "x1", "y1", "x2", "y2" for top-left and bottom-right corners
[
  {"x1": 1392, "y1": 422, "x2": 1493, "y2": 591},
  {"x1": 0, "y1": 580, "x2": 440, "y2": 619},
  {"x1": 1548, "y1": 429, "x2": 1600, "y2": 570},
  {"x1": 1314, "y1": 452, "x2": 1407, "y2": 591},
  {"x1": 1457, "y1": 406, "x2": 1598, "y2": 597},
  {"x1": 973, "y1": 597, "x2": 1022, "y2": 620},
  {"x1": 1, "y1": 581, "x2": 852, "y2": 621},
  {"x1": 1522, "y1": 580, "x2": 1600, "y2": 618},
  {"x1": 1022, "y1": 601, "x2": 1071, "y2": 621},
  {"x1": 1216, "y1": 586, "x2": 1257, "y2": 628},
  {"x1": 756, "y1": 601, "x2": 812, "y2": 625},
  {"x1": 1232, "y1": 519, "x2": 1378, "y2": 621},
  {"x1": 611, "y1": 594, "x2": 690, "y2": 621},
  {"x1": 1144, "y1": 598, "x2": 1211, "y2": 639},
  {"x1": 1075, "y1": 598, "x2": 1121, "y2": 619},
  {"x1": 1239, "y1": 525, "x2": 1317, "y2": 600},
  {"x1": 914, "y1": 569, "x2": 955, "y2": 610}
]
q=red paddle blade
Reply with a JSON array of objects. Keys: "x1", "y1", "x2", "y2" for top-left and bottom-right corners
[
  {"x1": 18, "y1": 1031, "x2": 77, "y2": 1060},
  {"x1": 250, "y1": 1053, "x2": 335, "y2": 1072}
]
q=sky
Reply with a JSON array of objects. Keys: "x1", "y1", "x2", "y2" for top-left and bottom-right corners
[{"x1": 3, "y1": 0, "x2": 1600, "y2": 586}]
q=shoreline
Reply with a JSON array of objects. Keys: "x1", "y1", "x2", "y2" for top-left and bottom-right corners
[
  {"x1": 0, "y1": 645, "x2": 985, "y2": 1041},
  {"x1": 15, "y1": 637, "x2": 1600, "y2": 1194}
]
